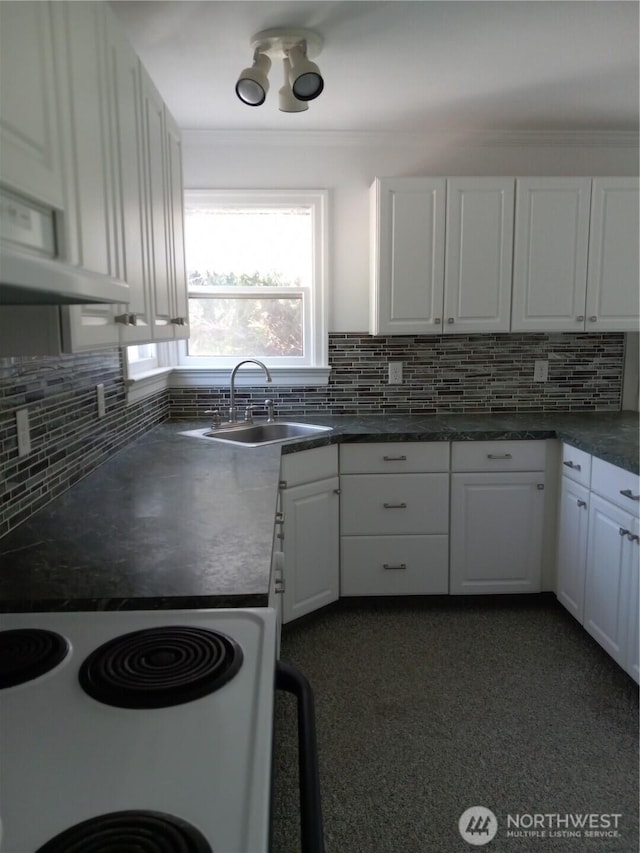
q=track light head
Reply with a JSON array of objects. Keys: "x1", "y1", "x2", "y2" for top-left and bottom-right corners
[
  {"x1": 235, "y1": 51, "x2": 271, "y2": 106},
  {"x1": 278, "y1": 59, "x2": 309, "y2": 113},
  {"x1": 287, "y1": 44, "x2": 324, "y2": 102}
]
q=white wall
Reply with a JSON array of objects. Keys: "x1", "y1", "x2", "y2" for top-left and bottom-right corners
[{"x1": 183, "y1": 130, "x2": 639, "y2": 332}]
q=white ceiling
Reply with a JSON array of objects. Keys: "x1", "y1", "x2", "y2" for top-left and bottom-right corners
[{"x1": 110, "y1": 0, "x2": 640, "y2": 135}]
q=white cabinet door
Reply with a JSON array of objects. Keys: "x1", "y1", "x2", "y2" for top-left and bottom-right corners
[
  {"x1": 0, "y1": 1, "x2": 64, "y2": 208},
  {"x1": 53, "y1": 2, "x2": 117, "y2": 281},
  {"x1": 450, "y1": 472, "x2": 545, "y2": 593},
  {"x1": 62, "y1": 7, "x2": 151, "y2": 352},
  {"x1": 584, "y1": 494, "x2": 635, "y2": 666},
  {"x1": 556, "y1": 477, "x2": 590, "y2": 623},
  {"x1": 104, "y1": 9, "x2": 152, "y2": 345},
  {"x1": 624, "y1": 522, "x2": 639, "y2": 683},
  {"x1": 140, "y1": 67, "x2": 173, "y2": 341},
  {"x1": 164, "y1": 110, "x2": 190, "y2": 339},
  {"x1": 370, "y1": 177, "x2": 446, "y2": 335},
  {"x1": 511, "y1": 178, "x2": 592, "y2": 332},
  {"x1": 444, "y1": 178, "x2": 514, "y2": 333},
  {"x1": 586, "y1": 178, "x2": 640, "y2": 332},
  {"x1": 281, "y1": 476, "x2": 340, "y2": 624}
]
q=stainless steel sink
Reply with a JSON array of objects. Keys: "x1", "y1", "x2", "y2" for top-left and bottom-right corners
[{"x1": 183, "y1": 421, "x2": 332, "y2": 447}]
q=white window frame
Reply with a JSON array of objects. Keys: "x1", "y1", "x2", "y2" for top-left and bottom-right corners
[{"x1": 175, "y1": 189, "x2": 329, "y2": 386}]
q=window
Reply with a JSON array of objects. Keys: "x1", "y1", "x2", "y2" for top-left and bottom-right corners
[
  {"x1": 178, "y1": 190, "x2": 328, "y2": 373},
  {"x1": 125, "y1": 343, "x2": 158, "y2": 376}
]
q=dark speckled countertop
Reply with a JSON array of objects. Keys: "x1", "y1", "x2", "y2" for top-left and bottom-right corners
[{"x1": 0, "y1": 411, "x2": 637, "y2": 613}]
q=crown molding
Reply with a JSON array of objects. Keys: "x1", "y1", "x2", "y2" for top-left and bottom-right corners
[{"x1": 182, "y1": 128, "x2": 639, "y2": 149}]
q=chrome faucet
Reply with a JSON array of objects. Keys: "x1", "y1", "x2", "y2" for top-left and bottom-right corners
[{"x1": 228, "y1": 359, "x2": 272, "y2": 422}]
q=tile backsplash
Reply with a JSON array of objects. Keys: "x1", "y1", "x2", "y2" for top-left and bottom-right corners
[
  {"x1": 169, "y1": 332, "x2": 625, "y2": 417},
  {"x1": 0, "y1": 351, "x2": 168, "y2": 538},
  {"x1": 0, "y1": 332, "x2": 625, "y2": 537}
]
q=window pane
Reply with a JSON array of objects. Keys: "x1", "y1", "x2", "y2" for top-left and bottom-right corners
[
  {"x1": 185, "y1": 207, "x2": 312, "y2": 289},
  {"x1": 188, "y1": 297, "x2": 303, "y2": 357}
]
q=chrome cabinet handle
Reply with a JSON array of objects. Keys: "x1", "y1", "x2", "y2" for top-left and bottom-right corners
[
  {"x1": 383, "y1": 563, "x2": 407, "y2": 571},
  {"x1": 589, "y1": 316, "x2": 597, "y2": 322},
  {"x1": 620, "y1": 489, "x2": 640, "y2": 501},
  {"x1": 576, "y1": 315, "x2": 585, "y2": 322},
  {"x1": 487, "y1": 453, "x2": 512, "y2": 460},
  {"x1": 563, "y1": 461, "x2": 581, "y2": 470},
  {"x1": 434, "y1": 318, "x2": 441, "y2": 324},
  {"x1": 115, "y1": 313, "x2": 137, "y2": 326},
  {"x1": 171, "y1": 316, "x2": 186, "y2": 325},
  {"x1": 577, "y1": 499, "x2": 587, "y2": 508},
  {"x1": 383, "y1": 502, "x2": 407, "y2": 509},
  {"x1": 275, "y1": 511, "x2": 284, "y2": 523},
  {"x1": 383, "y1": 455, "x2": 407, "y2": 462},
  {"x1": 333, "y1": 488, "x2": 341, "y2": 495},
  {"x1": 447, "y1": 317, "x2": 454, "y2": 324},
  {"x1": 620, "y1": 528, "x2": 639, "y2": 542}
]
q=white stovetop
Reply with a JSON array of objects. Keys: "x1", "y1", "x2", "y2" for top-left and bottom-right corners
[{"x1": 0, "y1": 607, "x2": 276, "y2": 853}]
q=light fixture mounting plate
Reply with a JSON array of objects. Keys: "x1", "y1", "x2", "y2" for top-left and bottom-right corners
[{"x1": 250, "y1": 28, "x2": 323, "y2": 60}]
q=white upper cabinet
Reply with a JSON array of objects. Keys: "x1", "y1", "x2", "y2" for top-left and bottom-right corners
[
  {"x1": 0, "y1": 1, "x2": 189, "y2": 354},
  {"x1": 53, "y1": 2, "x2": 118, "y2": 281},
  {"x1": 586, "y1": 178, "x2": 639, "y2": 332},
  {"x1": 0, "y1": 2, "x2": 64, "y2": 208},
  {"x1": 370, "y1": 177, "x2": 446, "y2": 335},
  {"x1": 371, "y1": 177, "x2": 515, "y2": 335},
  {"x1": 444, "y1": 178, "x2": 514, "y2": 333},
  {"x1": 511, "y1": 178, "x2": 592, "y2": 332},
  {"x1": 512, "y1": 177, "x2": 639, "y2": 333}
]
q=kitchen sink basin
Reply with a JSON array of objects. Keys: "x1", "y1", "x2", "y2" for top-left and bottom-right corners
[{"x1": 184, "y1": 421, "x2": 332, "y2": 447}]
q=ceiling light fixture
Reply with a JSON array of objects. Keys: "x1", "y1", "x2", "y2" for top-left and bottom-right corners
[{"x1": 236, "y1": 28, "x2": 324, "y2": 112}]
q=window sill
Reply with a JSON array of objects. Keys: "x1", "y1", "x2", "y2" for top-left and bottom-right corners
[
  {"x1": 169, "y1": 366, "x2": 331, "y2": 388},
  {"x1": 125, "y1": 367, "x2": 173, "y2": 405}
]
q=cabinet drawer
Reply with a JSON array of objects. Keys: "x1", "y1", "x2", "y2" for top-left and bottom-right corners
[
  {"x1": 280, "y1": 444, "x2": 338, "y2": 488},
  {"x1": 340, "y1": 442, "x2": 449, "y2": 474},
  {"x1": 560, "y1": 443, "x2": 592, "y2": 487},
  {"x1": 451, "y1": 440, "x2": 546, "y2": 472},
  {"x1": 341, "y1": 474, "x2": 449, "y2": 535},
  {"x1": 341, "y1": 535, "x2": 449, "y2": 595},
  {"x1": 590, "y1": 456, "x2": 640, "y2": 513}
]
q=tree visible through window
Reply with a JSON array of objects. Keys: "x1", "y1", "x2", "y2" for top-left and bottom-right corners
[{"x1": 182, "y1": 191, "x2": 327, "y2": 368}]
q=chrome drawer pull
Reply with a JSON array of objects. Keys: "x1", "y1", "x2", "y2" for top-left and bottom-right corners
[
  {"x1": 487, "y1": 453, "x2": 512, "y2": 460},
  {"x1": 577, "y1": 500, "x2": 587, "y2": 508},
  {"x1": 383, "y1": 455, "x2": 407, "y2": 462},
  {"x1": 619, "y1": 528, "x2": 631, "y2": 537},
  {"x1": 563, "y1": 461, "x2": 581, "y2": 470},
  {"x1": 620, "y1": 489, "x2": 640, "y2": 501},
  {"x1": 383, "y1": 502, "x2": 407, "y2": 509},
  {"x1": 383, "y1": 563, "x2": 407, "y2": 571}
]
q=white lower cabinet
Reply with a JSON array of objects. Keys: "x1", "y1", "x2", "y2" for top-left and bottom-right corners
[
  {"x1": 341, "y1": 535, "x2": 448, "y2": 596},
  {"x1": 556, "y1": 477, "x2": 590, "y2": 622},
  {"x1": 583, "y1": 494, "x2": 636, "y2": 667},
  {"x1": 340, "y1": 442, "x2": 450, "y2": 596},
  {"x1": 554, "y1": 445, "x2": 639, "y2": 682},
  {"x1": 450, "y1": 472, "x2": 545, "y2": 594},
  {"x1": 278, "y1": 446, "x2": 340, "y2": 624},
  {"x1": 624, "y1": 527, "x2": 639, "y2": 682}
]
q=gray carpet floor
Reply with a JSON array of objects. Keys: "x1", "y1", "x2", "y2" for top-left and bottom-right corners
[{"x1": 271, "y1": 595, "x2": 639, "y2": 853}]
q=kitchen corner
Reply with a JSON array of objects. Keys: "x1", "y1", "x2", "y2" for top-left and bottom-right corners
[{"x1": 1, "y1": 410, "x2": 637, "y2": 613}]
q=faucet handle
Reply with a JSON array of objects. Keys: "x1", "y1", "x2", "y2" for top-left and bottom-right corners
[
  {"x1": 243, "y1": 405, "x2": 255, "y2": 423},
  {"x1": 264, "y1": 399, "x2": 275, "y2": 423},
  {"x1": 205, "y1": 409, "x2": 221, "y2": 429}
]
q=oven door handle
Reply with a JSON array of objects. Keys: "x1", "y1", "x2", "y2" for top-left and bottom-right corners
[{"x1": 275, "y1": 660, "x2": 325, "y2": 853}]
